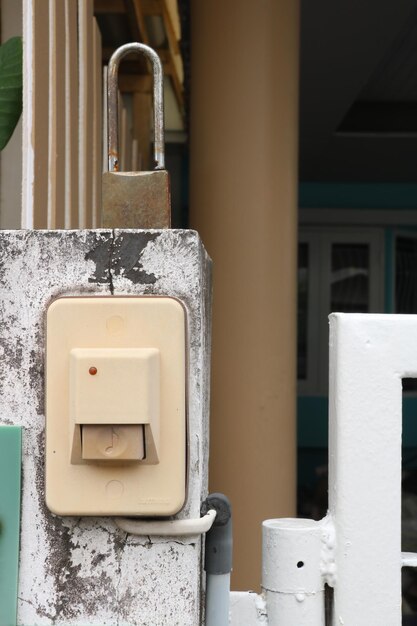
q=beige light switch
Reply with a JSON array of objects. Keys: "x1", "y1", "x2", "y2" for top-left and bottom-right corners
[
  {"x1": 69, "y1": 347, "x2": 160, "y2": 464},
  {"x1": 46, "y1": 296, "x2": 187, "y2": 517}
]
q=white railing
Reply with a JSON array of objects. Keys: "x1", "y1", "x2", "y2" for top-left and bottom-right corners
[
  {"x1": 232, "y1": 313, "x2": 417, "y2": 625},
  {"x1": 22, "y1": 0, "x2": 103, "y2": 229}
]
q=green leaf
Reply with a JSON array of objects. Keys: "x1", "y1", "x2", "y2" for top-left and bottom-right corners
[{"x1": 0, "y1": 36, "x2": 22, "y2": 151}]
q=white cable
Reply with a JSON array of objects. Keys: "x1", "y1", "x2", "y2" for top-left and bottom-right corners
[{"x1": 115, "y1": 509, "x2": 217, "y2": 537}]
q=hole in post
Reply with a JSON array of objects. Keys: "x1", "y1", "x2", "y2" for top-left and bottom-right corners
[{"x1": 297, "y1": 561, "x2": 304, "y2": 568}]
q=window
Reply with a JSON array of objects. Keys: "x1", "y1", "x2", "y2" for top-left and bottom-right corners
[
  {"x1": 298, "y1": 228, "x2": 384, "y2": 395},
  {"x1": 395, "y1": 232, "x2": 417, "y2": 392},
  {"x1": 395, "y1": 233, "x2": 417, "y2": 315}
]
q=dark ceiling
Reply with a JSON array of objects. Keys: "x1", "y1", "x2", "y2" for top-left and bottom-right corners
[{"x1": 299, "y1": 0, "x2": 417, "y2": 182}]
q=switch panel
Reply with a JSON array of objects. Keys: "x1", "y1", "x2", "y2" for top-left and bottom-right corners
[
  {"x1": 46, "y1": 296, "x2": 187, "y2": 517},
  {"x1": 69, "y1": 347, "x2": 160, "y2": 464}
]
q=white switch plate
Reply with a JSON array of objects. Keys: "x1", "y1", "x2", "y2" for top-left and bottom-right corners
[{"x1": 45, "y1": 296, "x2": 187, "y2": 517}]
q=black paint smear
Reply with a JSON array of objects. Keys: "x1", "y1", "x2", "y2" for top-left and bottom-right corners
[
  {"x1": 85, "y1": 237, "x2": 113, "y2": 285},
  {"x1": 112, "y1": 232, "x2": 159, "y2": 285},
  {"x1": 86, "y1": 232, "x2": 160, "y2": 287}
]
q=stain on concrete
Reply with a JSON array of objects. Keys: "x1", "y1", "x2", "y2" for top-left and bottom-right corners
[
  {"x1": 86, "y1": 231, "x2": 160, "y2": 292},
  {"x1": 111, "y1": 232, "x2": 160, "y2": 285},
  {"x1": 85, "y1": 236, "x2": 114, "y2": 287}
]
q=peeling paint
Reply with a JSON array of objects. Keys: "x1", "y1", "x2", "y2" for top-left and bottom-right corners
[
  {"x1": 0, "y1": 230, "x2": 211, "y2": 625},
  {"x1": 85, "y1": 231, "x2": 114, "y2": 287},
  {"x1": 111, "y1": 231, "x2": 159, "y2": 285}
]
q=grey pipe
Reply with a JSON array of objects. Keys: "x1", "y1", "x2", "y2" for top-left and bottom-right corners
[
  {"x1": 202, "y1": 493, "x2": 232, "y2": 626},
  {"x1": 205, "y1": 573, "x2": 231, "y2": 626}
]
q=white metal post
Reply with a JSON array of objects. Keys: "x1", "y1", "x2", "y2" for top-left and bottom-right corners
[
  {"x1": 262, "y1": 518, "x2": 328, "y2": 625},
  {"x1": 328, "y1": 313, "x2": 417, "y2": 625}
]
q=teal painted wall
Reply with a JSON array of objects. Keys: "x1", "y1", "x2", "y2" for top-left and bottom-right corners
[
  {"x1": 297, "y1": 397, "x2": 328, "y2": 447},
  {"x1": 299, "y1": 182, "x2": 417, "y2": 209}
]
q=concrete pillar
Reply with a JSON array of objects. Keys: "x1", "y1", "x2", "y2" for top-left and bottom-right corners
[
  {"x1": 190, "y1": 0, "x2": 300, "y2": 590},
  {"x1": 0, "y1": 230, "x2": 210, "y2": 625}
]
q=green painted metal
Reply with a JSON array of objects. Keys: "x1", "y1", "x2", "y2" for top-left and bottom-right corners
[{"x1": 0, "y1": 426, "x2": 21, "y2": 626}]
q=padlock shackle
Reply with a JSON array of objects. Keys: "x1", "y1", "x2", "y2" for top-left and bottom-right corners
[{"x1": 107, "y1": 42, "x2": 165, "y2": 172}]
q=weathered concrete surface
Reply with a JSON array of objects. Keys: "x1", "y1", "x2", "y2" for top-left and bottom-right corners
[{"x1": 0, "y1": 230, "x2": 211, "y2": 626}]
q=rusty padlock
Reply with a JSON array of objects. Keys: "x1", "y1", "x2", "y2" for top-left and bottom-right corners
[{"x1": 102, "y1": 42, "x2": 171, "y2": 229}]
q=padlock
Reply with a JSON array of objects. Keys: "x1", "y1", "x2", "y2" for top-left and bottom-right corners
[{"x1": 102, "y1": 42, "x2": 171, "y2": 229}]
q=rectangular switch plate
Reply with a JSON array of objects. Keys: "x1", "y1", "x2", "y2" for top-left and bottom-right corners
[{"x1": 45, "y1": 296, "x2": 187, "y2": 517}]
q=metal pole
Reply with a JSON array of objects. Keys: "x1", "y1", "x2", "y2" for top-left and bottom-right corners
[
  {"x1": 328, "y1": 313, "x2": 405, "y2": 625},
  {"x1": 262, "y1": 518, "x2": 326, "y2": 626}
]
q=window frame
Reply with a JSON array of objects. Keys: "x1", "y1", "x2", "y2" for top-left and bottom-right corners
[
  {"x1": 298, "y1": 226, "x2": 385, "y2": 396},
  {"x1": 393, "y1": 229, "x2": 417, "y2": 314}
]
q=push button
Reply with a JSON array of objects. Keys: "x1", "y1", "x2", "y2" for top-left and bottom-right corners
[{"x1": 81, "y1": 424, "x2": 145, "y2": 461}]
